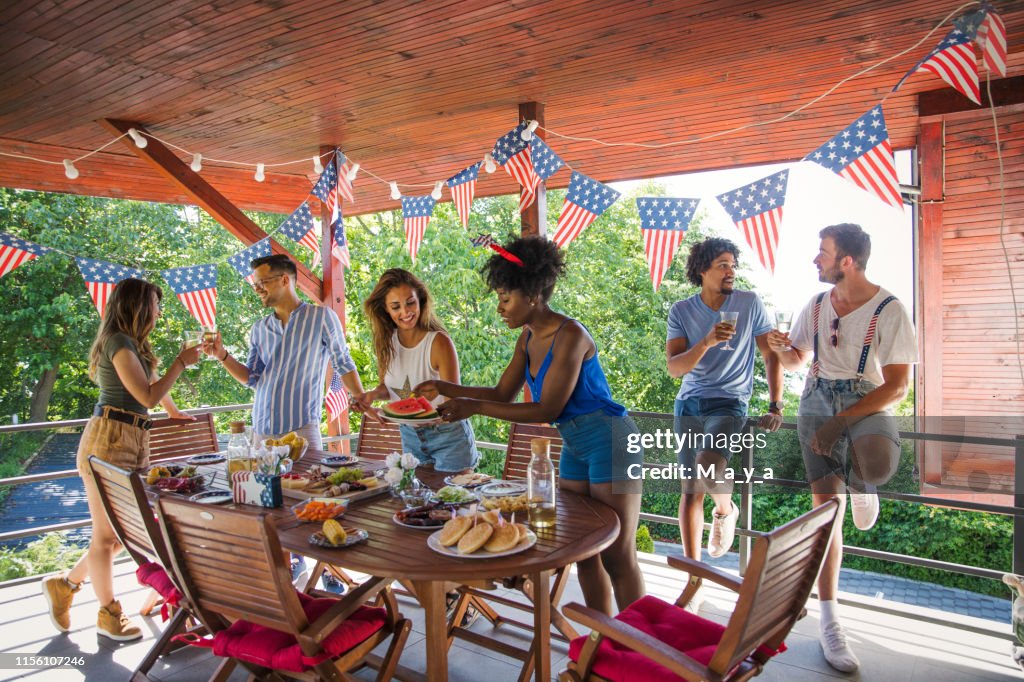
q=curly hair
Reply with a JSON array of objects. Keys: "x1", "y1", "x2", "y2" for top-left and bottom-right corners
[
  {"x1": 363, "y1": 268, "x2": 445, "y2": 376},
  {"x1": 685, "y1": 238, "x2": 740, "y2": 287},
  {"x1": 481, "y1": 236, "x2": 566, "y2": 301}
]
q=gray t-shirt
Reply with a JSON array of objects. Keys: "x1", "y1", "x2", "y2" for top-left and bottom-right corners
[{"x1": 96, "y1": 333, "x2": 148, "y2": 415}]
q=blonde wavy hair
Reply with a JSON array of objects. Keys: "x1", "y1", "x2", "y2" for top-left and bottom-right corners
[
  {"x1": 88, "y1": 278, "x2": 162, "y2": 380},
  {"x1": 363, "y1": 269, "x2": 445, "y2": 377}
]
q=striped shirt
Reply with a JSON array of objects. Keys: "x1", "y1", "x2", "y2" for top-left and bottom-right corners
[{"x1": 245, "y1": 303, "x2": 356, "y2": 435}]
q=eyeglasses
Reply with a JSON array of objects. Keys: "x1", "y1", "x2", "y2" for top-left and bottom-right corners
[
  {"x1": 830, "y1": 318, "x2": 840, "y2": 347},
  {"x1": 252, "y1": 274, "x2": 284, "y2": 289}
]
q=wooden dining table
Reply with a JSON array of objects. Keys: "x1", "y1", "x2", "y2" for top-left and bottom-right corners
[{"x1": 168, "y1": 448, "x2": 619, "y2": 681}]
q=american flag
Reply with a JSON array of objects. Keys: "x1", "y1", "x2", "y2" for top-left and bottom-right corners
[
  {"x1": 716, "y1": 170, "x2": 789, "y2": 274},
  {"x1": 401, "y1": 194, "x2": 437, "y2": 263},
  {"x1": 972, "y1": 4, "x2": 1007, "y2": 77},
  {"x1": 492, "y1": 122, "x2": 541, "y2": 213},
  {"x1": 332, "y1": 210, "x2": 350, "y2": 269},
  {"x1": 335, "y1": 152, "x2": 356, "y2": 205},
  {"x1": 636, "y1": 197, "x2": 699, "y2": 290},
  {"x1": 804, "y1": 106, "x2": 902, "y2": 209},
  {"x1": 469, "y1": 233, "x2": 524, "y2": 266},
  {"x1": 446, "y1": 162, "x2": 481, "y2": 229},
  {"x1": 279, "y1": 202, "x2": 321, "y2": 269},
  {"x1": 76, "y1": 257, "x2": 144, "y2": 318},
  {"x1": 530, "y1": 138, "x2": 565, "y2": 181},
  {"x1": 552, "y1": 171, "x2": 621, "y2": 249},
  {"x1": 894, "y1": 26, "x2": 979, "y2": 104},
  {"x1": 162, "y1": 263, "x2": 218, "y2": 329},
  {"x1": 227, "y1": 238, "x2": 271, "y2": 286},
  {"x1": 325, "y1": 372, "x2": 350, "y2": 421},
  {"x1": 0, "y1": 232, "x2": 50, "y2": 278}
]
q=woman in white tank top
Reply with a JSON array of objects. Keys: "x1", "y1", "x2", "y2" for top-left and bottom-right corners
[{"x1": 363, "y1": 269, "x2": 479, "y2": 472}]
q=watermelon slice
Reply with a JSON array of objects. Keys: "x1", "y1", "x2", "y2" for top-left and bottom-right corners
[{"x1": 383, "y1": 397, "x2": 437, "y2": 419}]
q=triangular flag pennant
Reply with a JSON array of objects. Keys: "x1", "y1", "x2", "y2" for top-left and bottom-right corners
[
  {"x1": 75, "y1": 257, "x2": 143, "y2": 318},
  {"x1": 446, "y1": 162, "x2": 481, "y2": 229},
  {"x1": 552, "y1": 171, "x2": 621, "y2": 249},
  {"x1": 0, "y1": 232, "x2": 51, "y2": 278},
  {"x1": 279, "y1": 202, "x2": 321, "y2": 269},
  {"x1": 227, "y1": 238, "x2": 272, "y2": 286},
  {"x1": 974, "y1": 3, "x2": 1007, "y2": 76},
  {"x1": 636, "y1": 198, "x2": 699, "y2": 290},
  {"x1": 893, "y1": 25, "x2": 980, "y2": 104},
  {"x1": 332, "y1": 206, "x2": 350, "y2": 269},
  {"x1": 335, "y1": 151, "x2": 356, "y2": 204},
  {"x1": 491, "y1": 122, "x2": 541, "y2": 213},
  {"x1": 400, "y1": 195, "x2": 437, "y2": 262},
  {"x1": 804, "y1": 105, "x2": 902, "y2": 209},
  {"x1": 716, "y1": 170, "x2": 789, "y2": 274},
  {"x1": 530, "y1": 137, "x2": 565, "y2": 181},
  {"x1": 325, "y1": 372, "x2": 350, "y2": 422},
  {"x1": 162, "y1": 263, "x2": 218, "y2": 329}
]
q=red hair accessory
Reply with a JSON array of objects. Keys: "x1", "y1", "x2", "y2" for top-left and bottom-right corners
[{"x1": 470, "y1": 234, "x2": 524, "y2": 267}]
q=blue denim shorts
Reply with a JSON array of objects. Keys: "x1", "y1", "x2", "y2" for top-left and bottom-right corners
[
  {"x1": 673, "y1": 396, "x2": 748, "y2": 468},
  {"x1": 556, "y1": 411, "x2": 642, "y2": 484},
  {"x1": 797, "y1": 377, "x2": 901, "y2": 483},
  {"x1": 399, "y1": 420, "x2": 479, "y2": 473}
]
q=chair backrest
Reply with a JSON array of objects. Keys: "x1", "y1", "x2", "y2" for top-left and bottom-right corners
[
  {"x1": 710, "y1": 497, "x2": 841, "y2": 675},
  {"x1": 89, "y1": 456, "x2": 169, "y2": 568},
  {"x1": 353, "y1": 414, "x2": 404, "y2": 461},
  {"x1": 148, "y1": 413, "x2": 220, "y2": 463},
  {"x1": 155, "y1": 496, "x2": 308, "y2": 634},
  {"x1": 503, "y1": 422, "x2": 563, "y2": 480}
]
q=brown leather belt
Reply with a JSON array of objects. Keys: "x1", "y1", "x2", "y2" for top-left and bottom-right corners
[{"x1": 93, "y1": 405, "x2": 153, "y2": 431}]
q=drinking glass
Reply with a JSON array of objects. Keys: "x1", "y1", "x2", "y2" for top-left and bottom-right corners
[
  {"x1": 181, "y1": 331, "x2": 203, "y2": 367},
  {"x1": 201, "y1": 325, "x2": 217, "y2": 361},
  {"x1": 719, "y1": 311, "x2": 739, "y2": 351},
  {"x1": 775, "y1": 310, "x2": 793, "y2": 351}
]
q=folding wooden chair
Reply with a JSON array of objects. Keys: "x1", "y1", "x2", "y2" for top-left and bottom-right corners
[
  {"x1": 148, "y1": 413, "x2": 219, "y2": 463},
  {"x1": 155, "y1": 496, "x2": 411, "y2": 682},
  {"x1": 88, "y1": 457, "x2": 201, "y2": 681},
  {"x1": 351, "y1": 414, "x2": 404, "y2": 461},
  {"x1": 559, "y1": 497, "x2": 842, "y2": 682}
]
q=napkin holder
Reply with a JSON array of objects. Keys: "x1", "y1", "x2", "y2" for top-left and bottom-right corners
[{"x1": 231, "y1": 471, "x2": 282, "y2": 508}]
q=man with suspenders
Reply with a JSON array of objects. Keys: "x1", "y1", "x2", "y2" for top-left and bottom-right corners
[{"x1": 768, "y1": 223, "x2": 917, "y2": 672}]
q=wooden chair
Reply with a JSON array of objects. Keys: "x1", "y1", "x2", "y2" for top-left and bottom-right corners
[
  {"x1": 155, "y1": 496, "x2": 411, "y2": 681},
  {"x1": 351, "y1": 414, "x2": 403, "y2": 461},
  {"x1": 559, "y1": 498, "x2": 842, "y2": 682},
  {"x1": 148, "y1": 412, "x2": 220, "y2": 463},
  {"x1": 88, "y1": 457, "x2": 200, "y2": 681}
]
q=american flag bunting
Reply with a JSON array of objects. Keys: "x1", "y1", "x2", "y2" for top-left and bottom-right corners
[
  {"x1": 716, "y1": 170, "x2": 789, "y2": 274},
  {"x1": 0, "y1": 233, "x2": 51, "y2": 278},
  {"x1": 325, "y1": 372, "x2": 350, "y2": 422},
  {"x1": 636, "y1": 198, "x2": 699, "y2": 290},
  {"x1": 974, "y1": 3, "x2": 1007, "y2": 76},
  {"x1": 332, "y1": 208, "x2": 350, "y2": 269},
  {"x1": 76, "y1": 257, "x2": 144, "y2": 318},
  {"x1": 894, "y1": 26, "x2": 979, "y2": 104},
  {"x1": 335, "y1": 152, "x2": 356, "y2": 205},
  {"x1": 162, "y1": 263, "x2": 218, "y2": 329},
  {"x1": 279, "y1": 202, "x2": 321, "y2": 269},
  {"x1": 227, "y1": 238, "x2": 272, "y2": 285},
  {"x1": 491, "y1": 122, "x2": 541, "y2": 213},
  {"x1": 552, "y1": 171, "x2": 621, "y2": 249},
  {"x1": 530, "y1": 138, "x2": 565, "y2": 180},
  {"x1": 446, "y1": 163, "x2": 481, "y2": 229},
  {"x1": 401, "y1": 194, "x2": 437, "y2": 263},
  {"x1": 804, "y1": 105, "x2": 902, "y2": 209}
]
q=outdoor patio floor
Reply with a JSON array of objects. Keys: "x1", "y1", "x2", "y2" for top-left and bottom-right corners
[{"x1": 0, "y1": 552, "x2": 1017, "y2": 681}]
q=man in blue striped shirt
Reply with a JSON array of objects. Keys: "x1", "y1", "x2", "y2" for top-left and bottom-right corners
[{"x1": 205, "y1": 255, "x2": 375, "y2": 449}]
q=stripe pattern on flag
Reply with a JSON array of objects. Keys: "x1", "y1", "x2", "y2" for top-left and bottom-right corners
[
  {"x1": 976, "y1": 5, "x2": 1007, "y2": 76},
  {"x1": 279, "y1": 202, "x2": 321, "y2": 269},
  {"x1": 446, "y1": 163, "x2": 481, "y2": 229},
  {"x1": 325, "y1": 372, "x2": 350, "y2": 422},
  {"x1": 716, "y1": 170, "x2": 789, "y2": 274},
  {"x1": 636, "y1": 198, "x2": 699, "y2": 290},
  {"x1": 552, "y1": 171, "x2": 621, "y2": 249},
  {"x1": 401, "y1": 195, "x2": 437, "y2": 263},
  {"x1": 76, "y1": 257, "x2": 143, "y2": 318},
  {"x1": 227, "y1": 238, "x2": 272, "y2": 285},
  {"x1": 162, "y1": 263, "x2": 218, "y2": 329},
  {"x1": 0, "y1": 232, "x2": 50, "y2": 278},
  {"x1": 491, "y1": 122, "x2": 541, "y2": 213},
  {"x1": 894, "y1": 27, "x2": 979, "y2": 104}
]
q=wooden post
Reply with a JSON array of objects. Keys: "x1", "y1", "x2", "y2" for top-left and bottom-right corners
[{"x1": 519, "y1": 102, "x2": 546, "y2": 239}]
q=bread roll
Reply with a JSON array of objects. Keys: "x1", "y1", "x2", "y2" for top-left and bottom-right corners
[
  {"x1": 438, "y1": 516, "x2": 473, "y2": 546},
  {"x1": 514, "y1": 523, "x2": 529, "y2": 543},
  {"x1": 457, "y1": 523, "x2": 494, "y2": 554},
  {"x1": 484, "y1": 523, "x2": 519, "y2": 552},
  {"x1": 477, "y1": 510, "x2": 502, "y2": 526}
]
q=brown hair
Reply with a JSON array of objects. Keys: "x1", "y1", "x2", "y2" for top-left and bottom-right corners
[
  {"x1": 88, "y1": 278, "x2": 162, "y2": 380},
  {"x1": 820, "y1": 223, "x2": 871, "y2": 270},
  {"x1": 363, "y1": 269, "x2": 446, "y2": 377}
]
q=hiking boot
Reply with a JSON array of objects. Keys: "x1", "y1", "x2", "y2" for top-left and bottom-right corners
[
  {"x1": 97, "y1": 600, "x2": 142, "y2": 642},
  {"x1": 41, "y1": 573, "x2": 80, "y2": 632},
  {"x1": 850, "y1": 490, "x2": 879, "y2": 531},
  {"x1": 820, "y1": 621, "x2": 859, "y2": 672},
  {"x1": 707, "y1": 502, "x2": 739, "y2": 558}
]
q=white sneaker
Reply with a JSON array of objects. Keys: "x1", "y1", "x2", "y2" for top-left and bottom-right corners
[
  {"x1": 707, "y1": 503, "x2": 738, "y2": 558},
  {"x1": 820, "y1": 621, "x2": 859, "y2": 672},
  {"x1": 850, "y1": 491, "x2": 879, "y2": 531}
]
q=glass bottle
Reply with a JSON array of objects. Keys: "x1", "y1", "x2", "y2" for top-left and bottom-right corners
[
  {"x1": 527, "y1": 438, "x2": 557, "y2": 528},
  {"x1": 226, "y1": 421, "x2": 251, "y2": 476}
]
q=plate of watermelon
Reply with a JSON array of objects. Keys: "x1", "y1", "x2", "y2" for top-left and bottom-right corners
[{"x1": 380, "y1": 396, "x2": 443, "y2": 426}]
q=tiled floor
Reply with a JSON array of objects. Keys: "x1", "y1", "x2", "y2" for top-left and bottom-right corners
[{"x1": 0, "y1": 554, "x2": 1018, "y2": 681}]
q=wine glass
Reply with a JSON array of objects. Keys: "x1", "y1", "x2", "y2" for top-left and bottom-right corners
[
  {"x1": 181, "y1": 331, "x2": 203, "y2": 368},
  {"x1": 719, "y1": 311, "x2": 739, "y2": 351},
  {"x1": 201, "y1": 325, "x2": 217, "y2": 361},
  {"x1": 775, "y1": 310, "x2": 793, "y2": 351}
]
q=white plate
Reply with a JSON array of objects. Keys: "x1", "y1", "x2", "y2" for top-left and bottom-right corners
[
  {"x1": 186, "y1": 453, "x2": 226, "y2": 465},
  {"x1": 308, "y1": 528, "x2": 368, "y2": 548},
  {"x1": 426, "y1": 528, "x2": 537, "y2": 559},
  {"x1": 380, "y1": 414, "x2": 444, "y2": 426},
  {"x1": 392, "y1": 513, "x2": 444, "y2": 530},
  {"x1": 478, "y1": 481, "x2": 528, "y2": 497},
  {"x1": 188, "y1": 490, "x2": 233, "y2": 505},
  {"x1": 443, "y1": 473, "x2": 493, "y2": 488},
  {"x1": 320, "y1": 455, "x2": 359, "y2": 467}
]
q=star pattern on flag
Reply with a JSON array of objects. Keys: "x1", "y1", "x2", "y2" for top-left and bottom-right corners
[
  {"x1": 893, "y1": 26, "x2": 979, "y2": 104},
  {"x1": 636, "y1": 197, "x2": 699, "y2": 290},
  {"x1": 804, "y1": 105, "x2": 902, "y2": 209},
  {"x1": 552, "y1": 171, "x2": 621, "y2": 249},
  {"x1": 75, "y1": 257, "x2": 144, "y2": 318},
  {"x1": 530, "y1": 137, "x2": 565, "y2": 180},
  {"x1": 492, "y1": 122, "x2": 541, "y2": 213},
  {"x1": 0, "y1": 232, "x2": 51, "y2": 279},
  {"x1": 716, "y1": 170, "x2": 789, "y2": 274},
  {"x1": 310, "y1": 158, "x2": 338, "y2": 207},
  {"x1": 279, "y1": 201, "x2": 321, "y2": 269},
  {"x1": 162, "y1": 263, "x2": 218, "y2": 329},
  {"x1": 400, "y1": 194, "x2": 437, "y2": 263},
  {"x1": 227, "y1": 238, "x2": 271, "y2": 285},
  {"x1": 325, "y1": 372, "x2": 350, "y2": 421},
  {"x1": 446, "y1": 162, "x2": 481, "y2": 229}
]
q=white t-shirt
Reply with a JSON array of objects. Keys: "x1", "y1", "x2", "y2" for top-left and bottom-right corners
[
  {"x1": 790, "y1": 287, "x2": 917, "y2": 385},
  {"x1": 382, "y1": 330, "x2": 442, "y2": 404}
]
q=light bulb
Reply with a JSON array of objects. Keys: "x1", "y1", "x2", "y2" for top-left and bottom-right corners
[
  {"x1": 255, "y1": 163, "x2": 265, "y2": 182},
  {"x1": 483, "y1": 153, "x2": 496, "y2": 173},
  {"x1": 389, "y1": 181, "x2": 401, "y2": 200},
  {"x1": 190, "y1": 153, "x2": 202, "y2": 172},
  {"x1": 128, "y1": 128, "x2": 148, "y2": 148},
  {"x1": 346, "y1": 163, "x2": 360, "y2": 182},
  {"x1": 520, "y1": 120, "x2": 539, "y2": 141},
  {"x1": 431, "y1": 181, "x2": 443, "y2": 201},
  {"x1": 63, "y1": 159, "x2": 79, "y2": 180},
  {"x1": 313, "y1": 155, "x2": 323, "y2": 174}
]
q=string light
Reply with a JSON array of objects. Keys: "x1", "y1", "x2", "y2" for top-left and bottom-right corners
[
  {"x1": 346, "y1": 163, "x2": 360, "y2": 182},
  {"x1": 389, "y1": 181, "x2": 401, "y2": 200},
  {"x1": 254, "y1": 163, "x2": 265, "y2": 182},
  {"x1": 190, "y1": 153, "x2": 202, "y2": 172},
  {"x1": 431, "y1": 181, "x2": 444, "y2": 201},
  {"x1": 63, "y1": 159, "x2": 79, "y2": 180},
  {"x1": 313, "y1": 155, "x2": 323, "y2": 174},
  {"x1": 520, "y1": 120, "x2": 539, "y2": 141},
  {"x1": 483, "y1": 153, "x2": 496, "y2": 173},
  {"x1": 127, "y1": 128, "x2": 148, "y2": 149}
]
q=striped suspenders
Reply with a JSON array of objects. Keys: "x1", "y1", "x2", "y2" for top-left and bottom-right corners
[{"x1": 811, "y1": 292, "x2": 897, "y2": 378}]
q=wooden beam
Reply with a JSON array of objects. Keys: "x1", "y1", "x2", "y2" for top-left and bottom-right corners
[
  {"x1": 97, "y1": 119, "x2": 323, "y2": 302},
  {"x1": 519, "y1": 102, "x2": 546, "y2": 239},
  {"x1": 918, "y1": 76, "x2": 1024, "y2": 118}
]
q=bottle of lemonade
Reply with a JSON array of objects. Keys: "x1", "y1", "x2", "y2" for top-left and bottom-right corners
[
  {"x1": 528, "y1": 438, "x2": 556, "y2": 528},
  {"x1": 226, "y1": 421, "x2": 252, "y2": 475}
]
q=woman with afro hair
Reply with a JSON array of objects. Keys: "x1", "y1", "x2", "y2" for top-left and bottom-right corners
[{"x1": 415, "y1": 236, "x2": 645, "y2": 614}]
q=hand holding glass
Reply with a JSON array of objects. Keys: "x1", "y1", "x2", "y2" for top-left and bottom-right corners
[
  {"x1": 719, "y1": 311, "x2": 739, "y2": 351},
  {"x1": 774, "y1": 311, "x2": 793, "y2": 351},
  {"x1": 181, "y1": 331, "x2": 203, "y2": 368}
]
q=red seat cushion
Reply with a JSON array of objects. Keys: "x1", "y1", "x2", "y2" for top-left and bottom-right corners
[
  {"x1": 135, "y1": 562, "x2": 183, "y2": 620},
  {"x1": 568, "y1": 596, "x2": 784, "y2": 682}
]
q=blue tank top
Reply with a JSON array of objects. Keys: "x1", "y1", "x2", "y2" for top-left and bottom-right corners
[{"x1": 523, "y1": 320, "x2": 627, "y2": 423}]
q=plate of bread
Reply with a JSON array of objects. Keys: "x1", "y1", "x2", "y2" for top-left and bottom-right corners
[{"x1": 426, "y1": 510, "x2": 536, "y2": 559}]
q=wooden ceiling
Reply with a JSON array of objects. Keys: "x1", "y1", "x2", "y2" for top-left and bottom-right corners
[{"x1": 0, "y1": 0, "x2": 1021, "y2": 216}]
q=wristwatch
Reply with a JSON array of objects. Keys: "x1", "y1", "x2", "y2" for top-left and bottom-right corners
[{"x1": 768, "y1": 401, "x2": 784, "y2": 414}]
